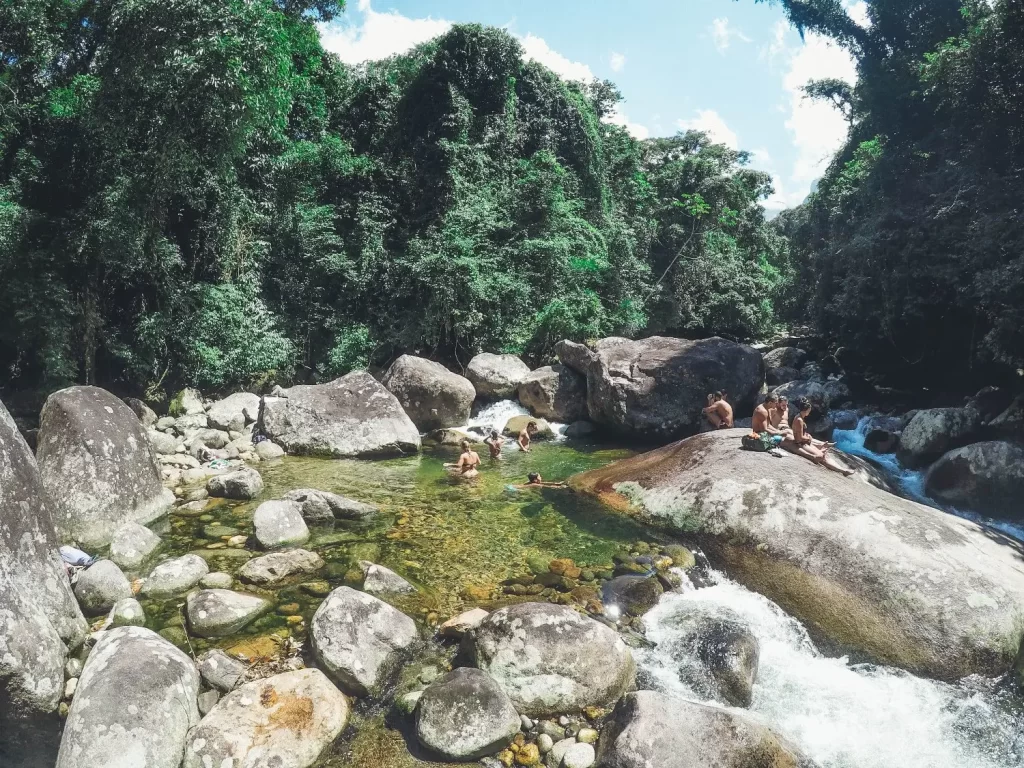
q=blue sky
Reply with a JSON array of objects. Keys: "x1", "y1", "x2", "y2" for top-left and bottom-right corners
[{"x1": 319, "y1": 0, "x2": 868, "y2": 212}]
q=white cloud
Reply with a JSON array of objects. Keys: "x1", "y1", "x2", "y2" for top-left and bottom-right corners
[
  {"x1": 845, "y1": 1, "x2": 871, "y2": 28},
  {"x1": 710, "y1": 17, "x2": 751, "y2": 54},
  {"x1": 677, "y1": 109, "x2": 739, "y2": 150},
  {"x1": 318, "y1": 1, "x2": 451, "y2": 63},
  {"x1": 519, "y1": 33, "x2": 595, "y2": 81},
  {"x1": 610, "y1": 51, "x2": 627, "y2": 72},
  {"x1": 606, "y1": 107, "x2": 650, "y2": 140}
]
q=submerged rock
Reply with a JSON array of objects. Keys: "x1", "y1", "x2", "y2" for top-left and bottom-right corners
[
  {"x1": 207, "y1": 466, "x2": 264, "y2": 500},
  {"x1": 596, "y1": 690, "x2": 808, "y2": 768},
  {"x1": 141, "y1": 553, "x2": 209, "y2": 596},
  {"x1": 37, "y1": 386, "x2": 175, "y2": 548},
  {"x1": 183, "y1": 668, "x2": 349, "y2": 768},
  {"x1": 282, "y1": 488, "x2": 378, "y2": 522},
  {"x1": 108, "y1": 521, "x2": 161, "y2": 570},
  {"x1": 73, "y1": 560, "x2": 133, "y2": 615},
  {"x1": 360, "y1": 560, "x2": 416, "y2": 594},
  {"x1": 601, "y1": 575, "x2": 664, "y2": 617},
  {"x1": 261, "y1": 372, "x2": 421, "y2": 458},
  {"x1": 253, "y1": 500, "x2": 309, "y2": 548},
  {"x1": 382, "y1": 354, "x2": 477, "y2": 431},
  {"x1": 186, "y1": 589, "x2": 272, "y2": 638},
  {"x1": 571, "y1": 428, "x2": 1024, "y2": 681},
  {"x1": 415, "y1": 668, "x2": 520, "y2": 760},
  {"x1": 556, "y1": 336, "x2": 764, "y2": 440},
  {"x1": 467, "y1": 353, "x2": 532, "y2": 399},
  {"x1": 517, "y1": 364, "x2": 587, "y2": 422},
  {"x1": 239, "y1": 548, "x2": 325, "y2": 586},
  {"x1": 925, "y1": 441, "x2": 1024, "y2": 521},
  {"x1": 310, "y1": 586, "x2": 418, "y2": 697},
  {"x1": 469, "y1": 602, "x2": 635, "y2": 716},
  {"x1": 55, "y1": 627, "x2": 200, "y2": 768}
]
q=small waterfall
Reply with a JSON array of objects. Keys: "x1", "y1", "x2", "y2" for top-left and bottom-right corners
[
  {"x1": 466, "y1": 400, "x2": 568, "y2": 441},
  {"x1": 637, "y1": 577, "x2": 1023, "y2": 768}
]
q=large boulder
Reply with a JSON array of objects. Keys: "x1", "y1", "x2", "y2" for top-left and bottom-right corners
[
  {"x1": 925, "y1": 441, "x2": 1024, "y2": 520},
  {"x1": 466, "y1": 353, "x2": 532, "y2": 399},
  {"x1": 55, "y1": 627, "x2": 200, "y2": 768},
  {"x1": 771, "y1": 380, "x2": 831, "y2": 415},
  {"x1": 517, "y1": 365, "x2": 587, "y2": 422},
  {"x1": 382, "y1": 355, "x2": 476, "y2": 431},
  {"x1": 596, "y1": 691, "x2": 809, "y2": 768},
  {"x1": 123, "y1": 397, "x2": 158, "y2": 427},
  {"x1": 0, "y1": 400, "x2": 87, "y2": 763},
  {"x1": 207, "y1": 466, "x2": 264, "y2": 500},
  {"x1": 206, "y1": 392, "x2": 261, "y2": 433},
  {"x1": 467, "y1": 602, "x2": 635, "y2": 717},
  {"x1": 897, "y1": 407, "x2": 981, "y2": 468},
  {"x1": 261, "y1": 372, "x2": 421, "y2": 458},
  {"x1": 186, "y1": 589, "x2": 271, "y2": 638},
  {"x1": 556, "y1": 337, "x2": 764, "y2": 440},
  {"x1": 253, "y1": 500, "x2": 309, "y2": 549},
  {"x1": 183, "y1": 668, "x2": 349, "y2": 768},
  {"x1": 989, "y1": 393, "x2": 1024, "y2": 439},
  {"x1": 37, "y1": 386, "x2": 175, "y2": 548},
  {"x1": 763, "y1": 346, "x2": 808, "y2": 371},
  {"x1": 310, "y1": 586, "x2": 418, "y2": 697},
  {"x1": 282, "y1": 488, "x2": 378, "y2": 523},
  {"x1": 570, "y1": 429, "x2": 1024, "y2": 681},
  {"x1": 415, "y1": 668, "x2": 520, "y2": 761}
]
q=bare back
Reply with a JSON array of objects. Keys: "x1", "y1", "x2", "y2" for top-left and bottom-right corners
[{"x1": 752, "y1": 404, "x2": 770, "y2": 433}]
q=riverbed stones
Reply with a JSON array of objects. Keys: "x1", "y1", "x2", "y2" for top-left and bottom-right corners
[
  {"x1": 261, "y1": 372, "x2": 421, "y2": 458},
  {"x1": 255, "y1": 439, "x2": 285, "y2": 460},
  {"x1": 897, "y1": 407, "x2": 982, "y2": 468},
  {"x1": 925, "y1": 440, "x2": 1024, "y2": 520},
  {"x1": 109, "y1": 597, "x2": 146, "y2": 627},
  {"x1": 172, "y1": 388, "x2": 206, "y2": 416},
  {"x1": 383, "y1": 355, "x2": 477, "y2": 431},
  {"x1": 360, "y1": 560, "x2": 416, "y2": 594},
  {"x1": 141, "y1": 553, "x2": 209, "y2": 596},
  {"x1": 147, "y1": 428, "x2": 181, "y2": 455},
  {"x1": 207, "y1": 466, "x2": 264, "y2": 500},
  {"x1": 415, "y1": 667, "x2": 520, "y2": 760},
  {"x1": 54, "y1": 627, "x2": 200, "y2": 768},
  {"x1": 440, "y1": 608, "x2": 489, "y2": 638},
  {"x1": 556, "y1": 336, "x2": 764, "y2": 441},
  {"x1": 600, "y1": 575, "x2": 664, "y2": 617},
  {"x1": 184, "y1": 668, "x2": 349, "y2": 768},
  {"x1": 74, "y1": 560, "x2": 133, "y2": 615},
  {"x1": 253, "y1": 499, "x2": 309, "y2": 548},
  {"x1": 108, "y1": 521, "x2": 161, "y2": 570},
  {"x1": 570, "y1": 428, "x2": 1024, "y2": 681},
  {"x1": 206, "y1": 392, "x2": 260, "y2": 432},
  {"x1": 562, "y1": 742, "x2": 596, "y2": 768},
  {"x1": 239, "y1": 548, "x2": 324, "y2": 585},
  {"x1": 468, "y1": 602, "x2": 635, "y2": 716},
  {"x1": 198, "y1": 649, "x2": 248, "y2": 692},
  {"x1": 310, "y1": 586, "x2": 418, "y2": 697},
  {"x1": 37, "y1": 386, "x2": 175, "y2": 548},
  {"x1": 517, "y1": 365, "x2": 587, "y2": 422},
  {"x1": 596, "y1": 691, "x2": 806, "y2": 768},
  {"x1": 282, "y1": 487, "x2": 378, "y2": 522},
  {"x1": 466, "y1": 353, "x2": 532, "y2": 399},
  {"x1": 186, "y1": 589, "x2": 272, "y2": 638}
]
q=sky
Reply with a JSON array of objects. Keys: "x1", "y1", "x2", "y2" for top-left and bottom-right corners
[{"x1": 318, "y1": 0, "x2": 868, "y2": 213}]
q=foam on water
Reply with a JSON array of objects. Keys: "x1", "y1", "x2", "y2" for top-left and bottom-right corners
[
  {"x1": 638, "y1": 578, "x2": 1023, "y2": 768},
  {"x1": 467, "y1": 399, "x2": 567, "y2": 441}
]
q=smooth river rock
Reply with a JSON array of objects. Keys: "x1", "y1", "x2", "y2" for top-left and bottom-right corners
[
  {"x1": 556, "y1": 336, "x2": 764, "y2": 440},
  {"x1": 261, "y1": 372, "x2": 421, "y2": 458},
  {"x1": 141, "y1": 553, "x2": 210, "y2": 597},
  {"x1": 108, "y1": 597, "x2": 146, "y2": 627},
  {"x1": 415, "y1": 668, "x2": 520, "y2": 760},
  {"x1": 198, "y1": 649, "x2": 248, "y2": 692},
  {"x1": 360, "y1": 560, "x2": 416, "y2": 594},
  {"x1": 382, "y1": 354, "x2": 477, "y2": 431},
  {"x1": 239, "y1": 548, "x2": 325, "y2": 586},
  {"x1": 310, "y1": 586, "x2": 418, "y2": 697},
  {"x1": 55, "y1": 627, "x2": 200, "y2": 768},
  {"x1": 186, "y1": 589, "x2": 272, "y2": 638},
  {"x1": 517, "y1": 364, "x2": 587, "y2": 422},
  {"x1": 468, "y1": 602, "x2": 635, "y2": 716},
  {"x1": 897, "y1": 406, "x2": 981, "y2": 468},
  {"x1": 37, "y1": 386, "x2": 174, "y2": 548},
  {"x1": 466, "y1": 353, "x2": 532, "y2": 399},
  {"x1": 207, "y1": 466, "x2": 264, "y2": 500},
  {"x1": 108, "y1": 521, "x2": 161, "y2": 570},
  {"x1": 282, "y1": 488, "x2": 378, "y2": 522},
  {"x1": 570, "y1": 428, "x2": 1024, "y2": 681},
  {"x1": 253, "y1": 499, "x2": 310, "y2": 548},
  {"x1": 924, "y1": 440, "x2": 1024, "y2": 521},
  {"x1": 596, "y1": 691, "x2": 809, "y2": 768},
  {"x1": 184, "y1": 668, "x2": 349, "y2": 768},
  {"x1": 73, "y1": 560, "x2": 133, "y2": 615}
]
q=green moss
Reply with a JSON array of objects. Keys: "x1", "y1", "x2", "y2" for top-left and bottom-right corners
[{"x1": 168, "y1": 390, "x2": 187, "y2": 417}]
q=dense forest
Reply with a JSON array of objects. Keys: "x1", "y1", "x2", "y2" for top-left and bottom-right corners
[{"x1": 1, "y1": 0, "x2": 1021, "y2": 400}]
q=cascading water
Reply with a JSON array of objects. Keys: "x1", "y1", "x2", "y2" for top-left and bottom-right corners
[
  {"x1": 466, "y1": 399, "x2": 567, "y2": 440},
  {"x1": 637, "y1": 576, "x2": 1023, "y2": 768},
  {"x1": 833, "y1": 416, "x2": 1024, "y2": 542}
]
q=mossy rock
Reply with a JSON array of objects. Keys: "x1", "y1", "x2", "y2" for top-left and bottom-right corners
[
  {"x1": 663, "y1": 544, "x2": 696, "y2": 570},
  {"x1": 503, "y1": 416, "x2": 554, "y2": 440}
]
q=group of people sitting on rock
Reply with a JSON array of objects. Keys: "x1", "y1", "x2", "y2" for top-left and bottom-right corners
[
  {"x1": 443, "y1": 421, "x2": 542, "y2": 480},
  {"x1": 705, "y1": 391, "x2": 854, "y2": 476}
]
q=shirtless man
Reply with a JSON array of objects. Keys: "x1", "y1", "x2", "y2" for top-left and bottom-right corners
[
  {"x1": 518, "y1": 421, "x2": 538, "y2": 452},
  {"x1": 484, "y1": 430, "x2": 504, "y2": 459},
  {"x1": 743, "y1": 394, "x2": 787, "y2": 452},
  {"x1": 704, "y1": 391, "x2": 734, "y2": 429},
  {"x1": 444, "y1": 440, "x2": 481, "y2": 478},
  {"x1": 771, "y1": 396, "x2": 792, "y2": 435},
  {"x1": 515, "y1": 472, "x2": 567, "y2": 489}
]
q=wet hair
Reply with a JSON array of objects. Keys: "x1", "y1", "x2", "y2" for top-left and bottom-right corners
[
  {"x1": 460, "y1": 440, "x2": 471, "y2": 451},
  {"x1": 765, "y1": 392, "x2": 780, "y2": 404},
  {"x1": 527, "y1": 473, "x2": 541, "y2": 483},
  {"x1": 527, "y1": 420, "x2": 538, "y2": 429},
  {"x1": 713, "y1": 391, "x2": 723, "y2": 400},
  {"x1": 793, "y1": 398, "x2": 811, "y2": 413},
  {"x1": 490, "y1": 430, "x2": 499, "y2": 439},
  {"x1": 778, "y1": 395, "x2": 788, "y2": 404}
]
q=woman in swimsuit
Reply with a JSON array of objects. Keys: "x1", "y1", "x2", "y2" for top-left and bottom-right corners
[
  {"x1": 445, "y1": 440, "x2": 481, "y2": 479},
  {"x1": 783, "y1": 400, "x2": 854, "y2": 476}
]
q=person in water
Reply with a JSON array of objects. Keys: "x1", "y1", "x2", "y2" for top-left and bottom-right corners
[
  {"x1": 514, "y1": 472, "x2": 566, "y2": 489},
  {"x1": 518, "y1": 421, "x2": 538, "y2": 452},
  {"x1": 444, "y1": 440, "x2": 481, "y2": 478},
  {"x1": 484, "y1": 430, "x2": 504, "y2": 459},
  {"x1": 703, "y1": 391, "x2": 734, "y2": 429},
  {"x1": 783, "y1": 399, "x2": 854, "y2": 476},
  {"x1": 742, "y1": 393, "x2": 788, "y2": 452}
]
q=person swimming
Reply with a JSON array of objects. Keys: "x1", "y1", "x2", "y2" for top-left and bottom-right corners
[
  {"x1": 510, "y1": 472, "x2": 566, "y2": 489},
  {"x1": 484, "y1": 429, "x2": 504, "y2": 459},
  {"x1": 444, "y1": 440, "x2": 481, "y2": 479}
]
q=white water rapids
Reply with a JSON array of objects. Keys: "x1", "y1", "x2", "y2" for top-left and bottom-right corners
[
  {"x1": 465, "y1": 400, "x2": 567, "y2": 441},
  {"x1": 637, "y1": 576, "x2": 1023, "y2": 768}
]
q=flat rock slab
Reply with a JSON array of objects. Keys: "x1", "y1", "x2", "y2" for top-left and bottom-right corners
[
  {"x1": 55, "y1": 627, "x2": 199, "y2": 768},
  {"x1": 141, "y1": 553, "x2": 209, "y2": 597},
  {"x1": 187, "y1": 589, "x2": 272, "y2": 638},
  {"x1": 239, "y1": 549, "x2": 325, "y2": 586},
  {"x1": 184, "y1": 668, "x2": 349, "y2": 768}
]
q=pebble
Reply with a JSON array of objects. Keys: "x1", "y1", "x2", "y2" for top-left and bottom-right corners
[
  {"x1": 558, "y1": 716, "x2": 570, "y2": 727},
  {"x1": 562, "y1": 742, "x2": 596, "y2": 768},
  {"x1": 576, "y1": 727, "x2": 598, "y2": 744},
  {"x1": 58, "y1": 702, "x2": 69, "y2": 718},
  {"x1": 515, "y1": 743, "x2": 540, "y2": 765},
  {"x1": 277, "y1": 603, "x2": 301, "y2": 615},
  {"x1": 538, "y1": 721, "x2": 565, "y2": 740},
  {"x1": 549, "y1": 738, "x2": 576, "y2": 767},
  {"x1": 227, "y1": 535, "x2": 248, "y2": 547},
  {"x1": 520, "y1": 714, "x2": 534, "y2": 731},
  {"x1": 497, "y1": 750, "x2": 514, "y2": 767},
  {"x1": 536, "y1": 734, "x2": 553, "y2": 753},
  {"x1": 64, "y1": 678, "x2": 78, "y2": 699},
  {"x1": 64, "y1": 658, "x2": 82, "y2": 678},
  {"x1": 200, "y1": 572, "x2": 234, "y2": 589},
  {"x1": 300, "y1": 580, "x2": 331, "y2": 597}
]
